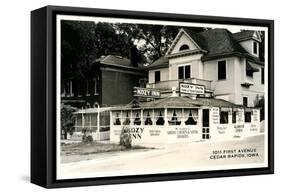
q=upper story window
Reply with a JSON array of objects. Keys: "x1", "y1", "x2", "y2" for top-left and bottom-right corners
[
  {"x1": 261, "y1": 67, "x2": 264, "y2": 84},
  {"x1": 179, "y1": 44, "x2": 190, "y2": 51},
  {"x1": 155, "y1": 71, "x2": 161, "y2": 83},
  {"x1": 246, "y1": 69, "x2": 254, "y2": 77},
  {"x1": 178, "y1": 65, "x2": 191, "y2": 79},
  {"x1": 93, "y1": 76, "x2": 99, "y2": 95},
  {"x1": 243, "y1": 97, "x2": 248, "y2": 107},
  {"x1": 218, "y1": 60, "x2": 226, "y2": 80},
  {"x1": 253, "y1": 42, "x2": 258, "y2": 55}
]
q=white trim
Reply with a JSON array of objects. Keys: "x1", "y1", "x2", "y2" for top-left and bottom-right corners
[
  {"x1": 217, "y1": 60, "x2": 228, "y2": 81},
  {"x1": 165, "y1": 28, "x2": 204, "y2": 56},
  {"x1": 154, "y1": 70, "x2": 161, "y2": 83},
  {"x1": 178, "y1": 64, "x2": 192, "y2": 79},
  {"x1": 242, "y1": 96, "x2": 249, "y2": 107}
]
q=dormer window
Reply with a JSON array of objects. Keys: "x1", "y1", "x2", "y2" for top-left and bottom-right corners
[
  {"x1": 253, "y1": 42, "x2": 258, "y2": 55},
  {"x1": 179, "y1": 44, "x2": 190, "y2": 51}
]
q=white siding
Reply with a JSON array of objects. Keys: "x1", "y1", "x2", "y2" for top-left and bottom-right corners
[
  {"x1": 169, "y1": 54, "x2": 204, "y2": 80},
  {"x1": 148, "y1": 68, "x2": 169, "y2": 83},
  {"x1": 204, "y1": 57, "x2": 236, "y2": 103},
  {"x1": 240, "y1": 39, "x2": 259, "y2": 58},
  {"x1": 171, "y1": 33, "x2": 200, "y2": 54}
]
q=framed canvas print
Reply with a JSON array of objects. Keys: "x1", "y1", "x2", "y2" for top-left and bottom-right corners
[{"x1": 31, "y1": 5, "x2": 274, "y2": 188}]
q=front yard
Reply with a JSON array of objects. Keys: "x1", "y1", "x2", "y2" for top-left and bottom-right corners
[{"x1": 60, "y1": 142, "x2": 152, "y2": 163}]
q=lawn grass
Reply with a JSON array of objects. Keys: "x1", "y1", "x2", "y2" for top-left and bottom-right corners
[{"x1": 61, "y1": 142, "x2": 147, "y2": 156}]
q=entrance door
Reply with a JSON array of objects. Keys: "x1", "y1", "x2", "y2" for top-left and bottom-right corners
[{"x1": 202, "y1": 109, "x2": 210, "y2": 139}]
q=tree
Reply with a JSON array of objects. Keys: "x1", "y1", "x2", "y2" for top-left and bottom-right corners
[
  {"x1": 61, "y1": 104, "x2": 78, "y2": 139},
  {"x1": 61, "y1": 20, "x2": 209, "y2": 71}
]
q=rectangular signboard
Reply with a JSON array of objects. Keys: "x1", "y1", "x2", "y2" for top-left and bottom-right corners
[
  {"x1": 133, "y1": 87, "x2": 161, "y2": 98},
  {"x1": 179, "y1": 82, "x2": 205, "y2": 95}
]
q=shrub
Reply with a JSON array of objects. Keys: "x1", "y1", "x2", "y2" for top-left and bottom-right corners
[
  {"x1": 61, "y1": 104, "x2": 78, "y2": 139},
  {"x1": 82, "y1": 128, "x2": 93, "y2": 144},
  {"x1": 119, "y1": 127, "x2": 132, "y2": 149}
]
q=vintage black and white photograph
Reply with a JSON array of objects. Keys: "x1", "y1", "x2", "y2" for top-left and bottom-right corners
[{"x1": 56, "y1": 15, "x2": 268, "y2": 179}]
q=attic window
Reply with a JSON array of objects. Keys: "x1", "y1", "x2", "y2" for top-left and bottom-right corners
[{"x1": 179, "y1": 44, "x2": 190, "y2": 51}]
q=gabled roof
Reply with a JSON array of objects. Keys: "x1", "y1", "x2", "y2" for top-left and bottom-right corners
[
  {"x1": 165, "y1": 28, "x2": 206, "y2": 56},
  {"x1": 147, "y1": 28, "x2": 263, "y2": 70},
  {"x1": 233, "y1": 30, "x2": 261, "y2": 42},
  {"x1": 94, "y1": 55, "x2": 146, "y2": 70}
]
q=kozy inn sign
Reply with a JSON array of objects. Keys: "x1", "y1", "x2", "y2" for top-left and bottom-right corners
[
  {"x1": 133, "y1": 87, "x2": 161, "y2": 98},
  {"x1": 179, "y1": 82, "x2": 205, "y2": 95}
]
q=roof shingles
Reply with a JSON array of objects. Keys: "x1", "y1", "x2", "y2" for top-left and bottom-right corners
[
  {"x1": 148, "y1": 29, "x2": 263, "y2": 69},
  {"x1": 112, "y1": 96, "x2": 241, "y2": 110}
]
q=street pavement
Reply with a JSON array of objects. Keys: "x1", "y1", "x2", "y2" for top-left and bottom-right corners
[{"x1": 57, "y1": 134, "x2": 266, "y2": 179}]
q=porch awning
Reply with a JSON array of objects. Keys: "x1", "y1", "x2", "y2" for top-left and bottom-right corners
[{"x1": 246, "y1": 61, "x2": 259, "y2": 72}]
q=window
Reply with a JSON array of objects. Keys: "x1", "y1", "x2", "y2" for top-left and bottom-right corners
[
  {"x1": 178, "y1": 65, "x2": 191, "y2": 79},
  {"x1": 113, "y1": 112, "x2": 121, "y2": 125},
  {"x1": 232, "y1": 111, "x2": 237, "y2": 124},
  {"x1": 133, "y1": 111, "x2": 141, "y2": 125},
  {"x1": 123, "y1": 111, "x2": 130, "y2": 125},
  {"x1": 253, "y1": 42, "x2": 258, "y2": 54},
  {"x1": 261, "y1": 67, "x2": 264, "y2": 84},
  {"x1": 202, "y1": 128, "x2": 210, "y2": 139},
  {"x1": 168, "y1": 109, "x2": 181, "y2": 125},
  {"x1": 218, "y1": 60, "x2": 226, "y2": 80},
  {"x1": 155, "y1": 71, "x2": 160, "y2": 83},
  {"x1": 246, "y1": 70, "x2": 253, "y2": 77},
  {"x1": 179, "y1": 44, "x2": 190, "y2": 51},
  {"x1": 144, "y1": 113, "x2": 153, "y2": 125},
  {"x1": 220, "y1": 111, "x2": 228, "y2": 124},
  {"x1": 155, "y1": 110, "x2": 165, "y2": 125},
  {"x1": 245, "y1": 111, "x2": 252, "y2": 123},
  {"x1": 185, "y1": 110, "x2": 197, "y2": 125},
  {"x1": 243, "y1": 97, "x2": 248, "y2": 107},
  {"x1": 93, "y1": 76, "x2": 99, "y2": 95}
]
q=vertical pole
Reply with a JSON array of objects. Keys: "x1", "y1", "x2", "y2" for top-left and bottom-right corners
[
  {"x1": 164, "y1": 108, "x2": 168, "y2": 126},
  {"x1": 181, "y1": 108, "x2": 184, "y2": 126},
  {"x1": 140, "y1": 109, "x2": 143, "y2": 126},
  {"x1": 152, "y1": 109, "x2": 155, "y2": 124},
  {"x1": 82, "y1": 113, "x2": 84, "y2": 129},
  {"x1": 89, "y1": 113, "x2": 92, "y2": 131},
  {"x1": 97, "y1": 104, "x2": 100, "y2": 140},
  {"x1": 75, "y1": 116, "x2": 77, "y2": 132},
  {"x1": 130, "y1": 110, "x2": 133, "y2": 126}
]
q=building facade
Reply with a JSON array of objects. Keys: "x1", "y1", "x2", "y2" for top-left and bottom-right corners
[
  {"x1": 61, "y1": 55, "x2": 147, "y2": 108},
  {"x1": 146, "y1": 28, "x2": 264, "y2": 107}
]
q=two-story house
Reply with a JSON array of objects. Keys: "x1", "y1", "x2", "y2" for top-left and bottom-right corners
[
  {"x1": 61, "y1": 55, "x2": 147, "y2": 108},
  {"x1": 146, "y1": 28, "x2": 264, "y2": 108}
]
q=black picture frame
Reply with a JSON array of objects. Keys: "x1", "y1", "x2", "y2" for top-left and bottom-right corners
[{"x1": 31, "y1": 5, "x2": 274, "y2": 188}]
